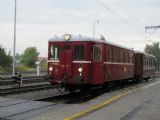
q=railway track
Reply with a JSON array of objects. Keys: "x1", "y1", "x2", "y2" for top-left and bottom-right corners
[
  {"x1": 0, "y1": 82, "x2": 58, "y2": 96},
  {"x1": 0, "y1": 78, "x2": 158, "y2": 120},
  {"x1": 0, "y1": 73, "x2": 58, "y2": 96},
  {"x1": 0, "y1": 99, "x2": 56, "y2": 120},
  {"x1": 36, "y1": 78, "x2": 158, "y2": 104},
  {"x1": 0, "y1": 71, "x2": 47, "y2": 76},
  {"x1": 0, "y1": 75, "x2": 46, "y2": 85}
]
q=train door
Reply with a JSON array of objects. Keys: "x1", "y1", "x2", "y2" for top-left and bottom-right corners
[
  {"x1": 92, "y1": 44, "x2": 104, "y2": 84},
  {"x1": 59, "y1": 44, "x2": 72, "y2": 77}
]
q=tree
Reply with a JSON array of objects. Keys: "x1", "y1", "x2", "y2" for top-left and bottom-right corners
[
  {"x1": 0, "y1": 45, "x2": 12, "y2": 68},
  {"x1": 144, "y1": 42, "x2": 160, "y2": 70},
  {"x1": 21, "y1": 47, "x2": 39, "y2": 67}
]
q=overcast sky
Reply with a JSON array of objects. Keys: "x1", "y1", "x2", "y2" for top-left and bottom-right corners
[{"x1": 0, "y1": 0, "x2": 160, "y2": 57}]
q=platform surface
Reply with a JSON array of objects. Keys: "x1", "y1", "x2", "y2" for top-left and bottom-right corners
[{"x1": 28, "y1": 78, "x2": 160, "y2": 120}]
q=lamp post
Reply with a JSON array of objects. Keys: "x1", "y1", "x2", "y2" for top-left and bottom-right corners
[
  {"x1": 93, "y1": 20, "x2": 99, "y2": 40},
  {"x1": 13, "y1": 0, "x2": 17, "y2": 76}
]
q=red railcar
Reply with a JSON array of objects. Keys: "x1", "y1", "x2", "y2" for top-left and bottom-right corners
[
  {"x1": 48, "y1": 34, "x2": 135, "y2": 90},
  {"x1": 134, "y1": 51, "x2": 155, "y2": 79}
]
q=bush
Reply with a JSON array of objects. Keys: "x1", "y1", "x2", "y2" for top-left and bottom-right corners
[
  {"x1": 0, "y1": 66, "x2": 5, "y2": 73},
  {"x1": 0, "y1": 66, "x2": 12, "y2": 73},
  {"x1": 15, "y1": 64, "x2": 31, "y2": 72}
]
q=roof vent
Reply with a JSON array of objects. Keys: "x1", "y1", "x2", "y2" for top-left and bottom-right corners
[{"x1": 100, "y1": 34, "x2": 105, "y2": 41}]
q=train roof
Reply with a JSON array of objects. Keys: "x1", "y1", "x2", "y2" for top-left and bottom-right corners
[
  {"x1": 49, "y1": 34, "x2": 133, "y2": 51},
  {"x1": 49, "y1": 35, "x2": 100, "y2": 42},
  {"x1": 135, "y1": 50, "x2": 155, "y2": 58}
]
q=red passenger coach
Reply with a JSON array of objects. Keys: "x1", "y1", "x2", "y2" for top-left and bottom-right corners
[
  {"x1": 135, "y1": 51, "x2": 155, "y2": 79},
  {"x1": 104, "y1": 42, "x2": 134, "y2": 82},
  {"x1": 48, "y1": 34, "x2": 134, "y2": 90}
]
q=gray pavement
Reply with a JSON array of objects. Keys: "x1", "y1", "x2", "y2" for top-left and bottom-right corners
[
  {"x1": 1, "y1": 78, "x2": 160, "y2": 120},
  {"x1": 80, "y1": 79, "x2": 160, "y2": 120},
  {"x1": 29, "y1": 78, "x2": 160, "y2": 120}
]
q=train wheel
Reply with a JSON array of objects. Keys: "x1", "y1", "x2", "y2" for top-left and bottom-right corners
[
  {"x1": 118, "y1": 80, "x2": 124, "y2": 88},
  {"x1": 146, "y1": 79, "x2": 149, "y2": 82}
]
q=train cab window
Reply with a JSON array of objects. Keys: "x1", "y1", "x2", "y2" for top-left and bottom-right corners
[
  {"x1": 64, "y1": 45, "x2": 71, "y2": 50},
  {"x1": 74, "y1": 45, "x2": 84, "y2": 60},
  {"x1": 93, "y1": 45, "x2": 102, "y2": 61},
  {"x1": 50, "y1": 45, "x2": 59, "y2": 60}
]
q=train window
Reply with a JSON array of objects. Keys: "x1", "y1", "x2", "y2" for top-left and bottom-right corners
[
  {"x1": 50, "y1": 45, "x2": 59, "y2": 60},
  {"x1": 144, "y1": 57, "x2": 146, "y2": 65},
  {"x1": 104, "y1": 47, "x2": 106, "y2": 61},
  {"x1": 74, "y1": 45, "x2": 84, "y2": 60},
  {"x1": 129, "y1": 53, "x2": 131, "y2": 63},
  {"x1": 93, "y1": 45, "x2": 102, "y2": 61},
  {"x1": 127, "y1": 52, "x2": 129, "y2": 63},
  {"x1": 125, "y1": 52, "x2": 128, "y2": 63},
  {"x1": 120, "y1": 50, "x2": 123, "y2": 63},
  {"x1": 149, "y1": 59, "x2": 150, "y2": 66},
  {"x1": 113, "y1": 48, "x2": 116, "y2": 62},
  {"x1": 151, "y1": 59, "x2": 153, "y2": 66},
  {"x1": 64, "y1": 45, "x2": 71, "y2": 50},
  {"x1": 108, "y1": 48, "x2": 112, "y2": 62},
  {"x1": 118, "y1": 49, "x2": 120, "y2": 62},
  {"x1": 123, "y1": 52, "x2": 125, "y2": 63}
]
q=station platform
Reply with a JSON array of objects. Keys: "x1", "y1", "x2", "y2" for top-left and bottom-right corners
[{"x1": 28, "y1": 78, "x2": 160, "y2": 120}]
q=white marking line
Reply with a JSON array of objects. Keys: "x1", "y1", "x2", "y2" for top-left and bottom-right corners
[
  {"x1": 104, "y1": 62, "x2": 134, "y2": 65},
  {"x1": 48, "y1": 60, "x2": 91, "y2": 63},
  {"x1": 72, "y1": 61, "x2": 91, "y2": 63},
  {"x1": 48, "y1": 60, "x2": 59, "y2": 63}
]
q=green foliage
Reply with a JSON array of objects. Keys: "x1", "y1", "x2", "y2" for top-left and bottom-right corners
[
  {"x1": 21, "y1": 47, "x2": 39, "y2": 68},
  {"x1": 0, "y1": 66, "x2": 6, "y2": 73},
  {"x1": 144, "y1": 42, "x2": 160, "y2": 70},
  {"x1": 0, "y1": 45, "x2": 12, "y2": 69},
  {"x1": 15, "y1": 64, "x2": 31, "y2": 72}
]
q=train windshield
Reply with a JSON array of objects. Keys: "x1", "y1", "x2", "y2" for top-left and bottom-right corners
[
  {"x1": 50, "y1": 45, "x2": 59, "y2": 60},
  {"x1": 74, "y1": 45, "x2": 84, "y2": 60}
]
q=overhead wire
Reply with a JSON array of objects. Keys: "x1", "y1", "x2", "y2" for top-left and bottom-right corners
[
  {"x1": 145, "y1": 28, "x2": 158, "y2": 40},
  {"x1": 97, "y1": 1, "x2": 143, "y2": 34}
]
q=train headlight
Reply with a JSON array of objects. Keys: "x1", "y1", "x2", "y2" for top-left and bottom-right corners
[
  {"x1": 49, "y1": 66, "x2": 53, "y2": 72},
  {"x1": 78, "y1": 67, "x2": 83, "y2": 72},
  {"x1": 64, "y1": 34, "x2": 71, "y2": 41}
]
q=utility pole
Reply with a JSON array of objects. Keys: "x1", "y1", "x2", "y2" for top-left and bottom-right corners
[
  {"x1": 93, "y1": 20, "x2": 99, "y2": 40},
  {"x1": 13, "y1": 0, "x2": 17, "y2": 76}
]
